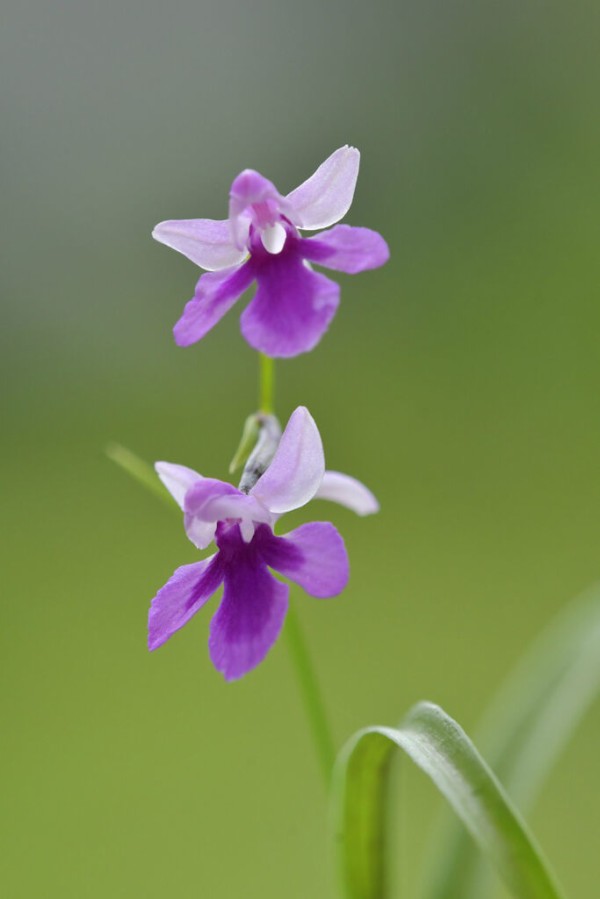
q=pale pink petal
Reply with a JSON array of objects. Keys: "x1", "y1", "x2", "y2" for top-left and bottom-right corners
[
  {"x1": 148, "y1": 556, "x2": 224, "y2": 650},
  {"x1": 314, "y1": 471, "x2": 380, "y2": 516},
  {"x1": 285, "y1": 146, "x2": 360, "y2": 230},
  {"x1": 173, "y1": 260, "x2": 255, "y2": 347},
  {"x1": 263, "y1": 522, "x2": 349, "y2": 597},
  {"x1": 301, "y1": 225, "x2": 390, "y2": 274},
  {"x1": 152, "y1": 219, "x2": 246, "y2": 271},
  {"x1": 251, "y1": 407, "x2": 325, "y2": 514},
  {"x1": 154, "y1": 462, "x2": 202, "y2": 509}
]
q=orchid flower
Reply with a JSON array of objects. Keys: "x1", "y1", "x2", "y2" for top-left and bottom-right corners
[
  {"x1": 152, "y1": 146, "x2": 389, "y2": 358},
  {"x1": 149, "y1": 407, "x2": 378, "y2": 680}
]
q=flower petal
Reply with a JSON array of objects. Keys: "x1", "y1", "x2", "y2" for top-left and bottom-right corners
[
  {"x1": 152, "y1": 219, "x2": 246, "y2": 271},
  {"x1": 314, "y1": 471, "x2": 380, "y2": 516},
  {"x1": 173, "y1": 260, "x2": 255, "y2": 347},
  {"x1": 263, "y1": 522, "x2": 349, "y2": 597},
  {"x1": 261, "y1": 222, "x2": 287, "y2": 254},
  {"x1": 208, "y1": 558, "x2": 289, "y2": 680},
  {"x1": 201, "y1": 493, "x2": 273, "y2": 532},
  {"x1": 154, "y1": 461, "x2": 202, "y2": 509},
  {"x1": 301, "y1": 225, "x2": 390, "y2": 274},
  {"x1": 285, "y1": 146, "x2": 360, "y2": 230},
  {"x1": 184, "y1": 479, "x2": 242, "y2": 549},
  {"x1": 148, "y1": 556, "x2": 224, "y2": 651},
  {"x1": 229, "y1": 169, "x2": 287, "y2": 248},
  {"x1": 251, "y1": 406, "x2": 325, "y2": 514},
  {"x1": 240, "y1": 255, "x2": 339, "y2": 357}
]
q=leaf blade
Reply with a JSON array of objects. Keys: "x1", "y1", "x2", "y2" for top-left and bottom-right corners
[
  {"x1": 425, "y1": 586, "x2": 600, "y2": 899},
  {"x1": 333, "y1": 702, "x2": 565, "y2": 899},
  {"x1": 105, "y1": 442, "x2": 176, "y2": 507}
]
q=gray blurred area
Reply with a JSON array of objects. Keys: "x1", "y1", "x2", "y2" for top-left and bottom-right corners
[{"x1": 2, "y1": 1, "x2": 600, "y2": 897}]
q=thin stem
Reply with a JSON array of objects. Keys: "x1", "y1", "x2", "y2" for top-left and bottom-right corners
[
  {"x1": 285, "y1": 603, "x2": 336, "y2": 788},
  {"x1": 259, "y1": 353, "x2": 275, "y2": 414},
  {"x1": 256, "y1": 350, "x2": 335, "y2": 787}
]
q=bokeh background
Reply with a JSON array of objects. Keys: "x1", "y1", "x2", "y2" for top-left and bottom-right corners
[{"x1": 2, "y1": 1, "x2": 599, "y2": 896}]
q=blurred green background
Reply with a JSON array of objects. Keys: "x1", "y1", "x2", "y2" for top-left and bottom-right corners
[{"x1": 2, "y1": 1, "x2": 600, "y2": 896}]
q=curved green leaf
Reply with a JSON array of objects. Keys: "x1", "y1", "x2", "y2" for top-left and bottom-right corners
[
  {"x1": 333, "y1": 702, "x2": 565, "y2": 899},
  {"x1": 424, "y1": 585, "x2": 600, "y2": 899}
]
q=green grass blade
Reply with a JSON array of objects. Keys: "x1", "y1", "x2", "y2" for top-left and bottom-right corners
[
  {"x1": 425, "y1": 585, "x2": 600, "y2": 899},
  {"x1": 105, "y1": 442, "x2": 176, "y2": 507},
  {"x1": 333, "y1": 702, "x2": 565, "y2": 899}
]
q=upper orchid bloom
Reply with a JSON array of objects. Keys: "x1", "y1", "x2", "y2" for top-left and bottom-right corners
[
  {"x1": 148, "y1": 407, "x2": 379, "y2": 680},
  {"x1": 152, "y1": 146, "x2": 390, "y2": 358}
]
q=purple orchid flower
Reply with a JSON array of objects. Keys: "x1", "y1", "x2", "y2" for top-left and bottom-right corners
[
  {"x1": 152, "y1": 146, "x2": 389, "y2": 358},
  {"x1": 149, "y1": 407, "x2": 378, "y2": 680}
]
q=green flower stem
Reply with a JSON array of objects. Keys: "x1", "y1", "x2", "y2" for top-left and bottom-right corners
[
  {"x1": 257, "y1": 351, "x2": 335, "y2": 787},
  {"x1": 285, "y1": 603, "x2": 336, "y2": 788},
  {"x1": 259, "y1": 353, "x2": 275, "y2": 414}
]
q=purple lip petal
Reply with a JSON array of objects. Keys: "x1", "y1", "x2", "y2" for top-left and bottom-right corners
[
  {"x1": 152, "y1": 218, "x2": 245, "y2": 271},
  {"x1": 263, "y1": 522, "x2": 349, "y2": 598},
  {"x1": 314, "y1": 470, "x2": 380, "y2": 516},
  {"x1": 148, "y1": 556, "x2": 224, "y2": 651},
  {"x1": 301, "y1": 224, "x2": 390, "y2": 274},
  {"x1": 208, "y1": 551, "x2": 289, "y2": 681},
  {"x1": 173, "y1": 260, "x2": 255, "y2": 347},
  {"x1": 285, "y1": 146, "x2": 360, "y2": 230},
  {"x1": 240, "y1": 252, "x2": 339, "y2": 357},
  {"x1": 251, "y1": 406, "x2": 325, "y2": 513}
]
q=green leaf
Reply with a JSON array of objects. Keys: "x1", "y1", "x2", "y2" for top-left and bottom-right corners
[
  {"x1": 105, "y1": 442, "x2": 176, "y2": 507},
  {"x1": 424, "y1": 585, "x2": 600, "y2": 899},
  {"x1": 333, "y1": 702, "x2": 565, "y2": 899}
]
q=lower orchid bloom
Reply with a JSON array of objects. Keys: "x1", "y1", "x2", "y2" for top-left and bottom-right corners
[
  {"x1": 149, "y1": 407, "x2": 378, "y2": 680},
  {"x1": 152, "y1": 145, "x2": 389, "y2": 358}
]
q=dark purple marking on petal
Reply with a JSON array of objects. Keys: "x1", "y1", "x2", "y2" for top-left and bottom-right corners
[
  {"x1": 173, "y1": 259, "x2": 255, "y2": 347},
  {"x1": 208, "y1": 528, "x2": 288, "y2": 680},
  {"x1": 301, "y1": 225, "x2": 390, "y2": 274},
  {"x1": 148, "y1": 555, "x2": 225, "y2": 651},
  {"x1": 261, "y1": 522, "x2": 349, "y2": 598}
]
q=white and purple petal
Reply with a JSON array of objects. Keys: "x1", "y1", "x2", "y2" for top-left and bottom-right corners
[
  {"x1": 208, "y1": 554, "x2": 289, "y2": 681},
  {"x1": 263, "y1": 522, "x2": 349, "y2": 598},
  {"x1": 200, "y1": 493, "x2": 273, "y2": 537},
  {"x1": 251, "y1": 406, "x2": 325, "y2": 514},
  {"x1": 240, "y1": 253, "x2": 339, "y2": 357},
  {"x1": 184, "y1": 479, "x2": 242, "y2": 549},
  {"x1": 173, "y1": 260, "x2": 255, "y2": 347},
  {"x1": 152, "y1": 218, "x2": 246, "y2": 271},
  {"x1": 285, "y1": 146, "x2": 360, "y2": 230},
  {"x1": 301, "y1": 224, "x2": 390, "y2": 274},
  {"x1": 155, "y1": 461, "x2": 203, "y2": 509},
  {"x1": 314, "y1": 471, "x2": 380, "y2": 516},
  {"x1": 228, "y1": 169, "x2": 289, "y2": 249},
  {"x1": 148, "y1": 556, "x2": 224, "y2": 651}
]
